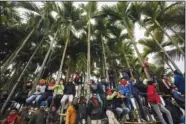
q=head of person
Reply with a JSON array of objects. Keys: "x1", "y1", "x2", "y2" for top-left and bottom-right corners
[
  {"x1": 174, "y1": 70, "x2": 182, "y2": 76},
  {"x1": 79, "y1": 96, "x2": 87, "y2": 103},
  {"x1": 50, "y1": 78, "x2": 55, "y2": 84},
  {"x1": 121, "y1": 79, "x2": 127, "y2": 86},
  {"x1": 92, "y1": 93, "x2": 97, "y2": 99},
  {"x1": 147, "y1": 80, "x2": 154, "y2": 86},
  {"x1": 68, "y1": 77, "x2": 73, "y2": 83},
  {"x1": 59, "y1": 78, "x2": 64, "y2": 85},
  {"x1": 106, "y1": 89, "x2": 113, "y2": 95},
  {"x1": 101, "y1": 77, "x2": 106, "y2": 83},
  {"x1": 9, "y1": 108, "x2": 18, "y2": 116},
  {"x1": 51, "y1": 105, "x2": 57, "y2": 112},
  {"x1": 40, "y1": 79, "x2": 46, "y2": 85}
]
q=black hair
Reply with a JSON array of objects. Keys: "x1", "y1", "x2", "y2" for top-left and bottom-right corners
[
  {"x1": 147, "y1": 80, "x2": 154, "y2": 85},
  {"x1": 79, "y1": 96, "x2": 86, "y2": 103},
  {"x1": 10, "y1": 107, "x2": 18, "y2": 112},
  {"x1": 174, "y1": 70, "x2": 182, "y2": 76},
  {"x1": 101, "y1": 77, "x2": 105, "y2": 79}
]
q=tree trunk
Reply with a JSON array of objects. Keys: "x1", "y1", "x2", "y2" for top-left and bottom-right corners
[
  {"x1": 123, "y1": 51, "x2": 134, "y2": 79},
  {"x1": 86, "y1": 21, "x2": 91, "y2": 98},
  {"x1": 169, "y1": 27, "x2": 185, "y2": 43},
  {"x1": 128, "y1": 29, "x2": 151, "y2": 80},
  {"x1": 101, "y1": 34, "x2": 108, "y2": 80},
  {"x1": 56, "y1": 36, "x2": 69, "y2": 85},
  {"x1": 165, "y1": 59, "x2": 174, "y2": 73},
  {"x1": 154, "y1": 20, "x2": 185, "y2": 56},
  {"x1": 142, "y1": 22, "x2": 182, "y2": 74},
  {"x1": 66, "y1": 56, "x2": 71, "y2": 81},
  {"x1": 31, "y1": 40, "x2": 53, "y2": 93},
  {"x1": 0, "y1": 37, "x2": 44, "y2": 114}
]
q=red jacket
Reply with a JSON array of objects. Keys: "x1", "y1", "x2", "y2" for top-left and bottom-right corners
[{"x1": 147, "y1": 83, "x2": 161, "y2": 104}]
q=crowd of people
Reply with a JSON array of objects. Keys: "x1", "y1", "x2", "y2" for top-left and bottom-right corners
[{"x1": 0, "y1": 67, "x2": 185, "y2": 124}]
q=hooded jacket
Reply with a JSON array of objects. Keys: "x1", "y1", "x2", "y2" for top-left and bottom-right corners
[{"x1": 147, "y1": 83, "x2": 161, "y2": 104}]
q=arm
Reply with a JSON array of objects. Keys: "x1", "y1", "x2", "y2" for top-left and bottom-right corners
[
  {"x1": 91, "y1": 84, "x2": 97, "y2": 90},
  {"x1": 107, "y1": 92, "x2": 117, "y2": 100}
]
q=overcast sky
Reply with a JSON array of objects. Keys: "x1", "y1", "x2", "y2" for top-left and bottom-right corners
[{"x1": 17, "y1": 2, "x2": 184, "y2": 73}]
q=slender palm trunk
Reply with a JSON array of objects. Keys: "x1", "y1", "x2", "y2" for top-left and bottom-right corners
[
  {"x1": 0, "y1": 37, "x2": 44, "y2": 114},
  {"x1": 154, "y1": 20, "x2": 185, "y2": 56},
  {"x1": 123, "y1": 51, "x2": 134, "y2": 79},
  {"x1": 142, "y1": 22, "x2": 182, "y2": 74},
  {"x1": 165, "y1": 59, "x2": 174, "y2": 72},
  {"x1": 86, "y1": 21, "x2": 91, "y2": 98},
  {"x1": 169, "y1": 27, "x2": 185, "y2": 43},
  {"x1": 66, "y1": 56, "x2": 71, "y2": 80},
  {"x1": 101, "y1": 35, "x2": 108, "y2": 80},
  {"x1": 56, "y1": 37, "x2": 69, "y2": 85},
  {"x1": 128, "y1": 30, "x2": 151, "y2": 80},
  {"x1": 32, "y1": 41, "x2": 53, "y2": 93}
]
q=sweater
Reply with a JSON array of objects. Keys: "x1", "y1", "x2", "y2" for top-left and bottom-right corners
[
  {"x1": 54, "y1": 84, "x2": 64, "y2": 95},
  {"x1": 64, "y1": 83, "x2": 76, "y2": 96}
]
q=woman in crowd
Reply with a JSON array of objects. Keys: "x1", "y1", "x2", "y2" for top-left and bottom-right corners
[
  {"x1": 53, "y1": 78, "x2": 64, "y2": 109},
  {"x1": 88, "y1": 93, "x2": 102, "y2": 124},
  {"x1": 43, "y1": 78, "x2": 56, "y2": 107},
  {"x1": 26, "y1": 79, "x2": 47, "y2": 107}
]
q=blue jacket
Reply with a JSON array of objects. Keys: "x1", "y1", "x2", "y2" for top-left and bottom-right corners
[
  {"x1": 174, "y1": 74, "x2": 185, "y2": 94},
  {"x1": 118, "y1": 83, "x2": 132, "y2": 97}
]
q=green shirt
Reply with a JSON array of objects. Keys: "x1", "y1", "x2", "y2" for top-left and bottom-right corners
[{"x1": 54, "y1": 84, "x2": 64, "y2": 95}]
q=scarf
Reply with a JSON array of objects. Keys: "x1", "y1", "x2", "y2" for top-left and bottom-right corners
[
  {"x1": 6, "y1": 114, "x2": 18, "y2": 124},
  {"x1": 121, "y1": 80, "x2": 127, "y2": 86},
  {"x1": 93, "y1": 98, "x2": 98, "y2": 106},
  {"x1": 162, "y1": 79, "x2": 171, "y2": 89}
]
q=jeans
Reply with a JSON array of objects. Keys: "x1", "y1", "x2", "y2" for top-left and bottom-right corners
[
  {"x1": 133, "y1": 93, "x2": 148, "y2": 121},
  {"x1": 54, "y1": 94, "x2": 63, "y2": 109},
  {"x1": 151, "y1": 104, "x2": 173, "y2": 124},
  {"x1": 26, "y1": 95, "x2": 43, "y2": 105},
  {"x1": 124, "y1": 96, "x2": 134, "y2": 120},
  {"x1": 106, "y1": 110, "x2": 120, "y2": 124},
  {"x1": 115, "y1": 107, "x2": 129, "y2": 120},
  {"x1": 61, "y1": 94, "x2": 74, "y2": 104}
]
